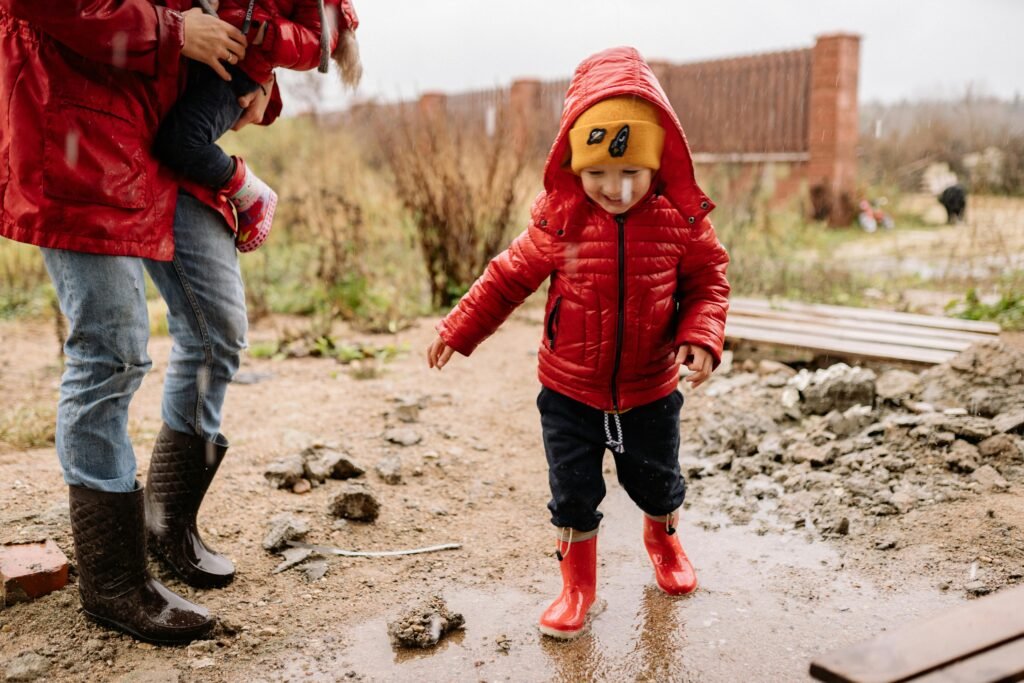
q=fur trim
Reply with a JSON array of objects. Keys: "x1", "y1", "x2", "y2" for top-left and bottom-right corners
[{"x1": 332, "y1": 29, "x2": 363, "y2": 89}]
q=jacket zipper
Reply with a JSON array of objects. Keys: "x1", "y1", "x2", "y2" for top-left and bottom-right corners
[
  {"x1": 546, "y1": 296, "x2": 562, "y2": 350},
  {"x1": 241, "y1": 0, "x2": 258, "y2": 34},
  {"x1": 610, "y1": 214, "x2": 626, "y2": 412}
]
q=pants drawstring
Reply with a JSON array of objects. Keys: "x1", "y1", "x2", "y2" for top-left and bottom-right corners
[
  {"x1": 604, "y1": 412, "x2": 625, "y2": 454},
  {"x1": 666, "y1": 510, "x2": 677, "y2": 536},
  {"x1": 555, "y1": 527, "x2": 574, "y2": 562}
]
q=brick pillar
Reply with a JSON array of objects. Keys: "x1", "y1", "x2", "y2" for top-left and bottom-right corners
[
  {"x1": 509, "y1": 79, "x2": 542, "y2": 152},
  {"x1": 808, "y1": 33, "x2": 860, "y2": 226},
  {"x1": 418, "y1": 92, "x2": 447, "y2": 121}
]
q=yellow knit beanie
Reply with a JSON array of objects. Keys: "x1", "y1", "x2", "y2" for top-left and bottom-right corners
[{"x1": 568, "y1": 96, "x2": 665, "y2": 174}]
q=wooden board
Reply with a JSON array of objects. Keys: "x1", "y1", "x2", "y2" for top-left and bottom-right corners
[
  {"x1": 912, "y1": 638, "x2": 1024, "y2": 683},
  {"x1": 809, "y1": 585, "x2": 1024, "y2": 683},
  {"x1": 724, "y1": 323, "x2": 956, "y2": 365},
  {"x1": 726, "y1": 316, "x2": 977, "y2": 353},
  {"x1": 728, "y1": 307, "x2": 997, "y2": 345},
  {"x1": 726, "y1": 298, "x2": 1001, "y2": 365},
  {"x1": 731, "y1": 297, "x2": 1001, "y2": 335}
]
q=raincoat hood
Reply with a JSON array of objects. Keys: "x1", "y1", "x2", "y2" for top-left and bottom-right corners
[{"x1": 541, "y1": 46, "x2": 714, "y2": 227}]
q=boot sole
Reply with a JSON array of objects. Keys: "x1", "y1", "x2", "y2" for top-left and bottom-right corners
[
  {"x1": 538, "y1": 599, "x2": 606, "y2": 640},
  {"x1": 82, "y1": 608, "x2": 213, "y2": 646}
]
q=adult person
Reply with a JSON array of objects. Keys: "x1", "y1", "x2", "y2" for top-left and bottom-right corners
[{"x1": 0, "y1": 0, "x2": 278, "y2": 643}]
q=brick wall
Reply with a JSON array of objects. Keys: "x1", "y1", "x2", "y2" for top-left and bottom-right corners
[{"x1": 393, "y1": 34, "x2": 861, "y2": 225}]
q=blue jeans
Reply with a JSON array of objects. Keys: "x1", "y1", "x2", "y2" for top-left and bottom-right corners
[{"x1": 42, "y1": 192, "x2": 248, "y2": 492}]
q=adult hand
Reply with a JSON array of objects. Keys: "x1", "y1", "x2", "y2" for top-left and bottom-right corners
[
  {"x1": 426, "y1": 336, "x2": 455, "y2": 370},
  {"x1": 677, "y1": 343, "x2": 713, "y2": 388},
  {"x1": 232, "y1": 75, "x2": 274, "y2": 130},
  {"x1": 181, "y1": 8, "x2": 247, "y2": 82}
]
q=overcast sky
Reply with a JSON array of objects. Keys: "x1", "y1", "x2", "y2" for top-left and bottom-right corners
[{"x1": 279, "y1": 0, "x2": 1023, "y2": 114}]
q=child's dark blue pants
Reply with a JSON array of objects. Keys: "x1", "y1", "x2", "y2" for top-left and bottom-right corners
[
  {"x1": 154, "y1": 62, "x2": 261, "y2": 189},
  {"x1": 538, "y1": 386, "x2": 687, "y2": 533}
]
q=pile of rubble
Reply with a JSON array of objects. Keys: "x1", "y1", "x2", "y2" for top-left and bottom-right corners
[{"x1": 683, "y1": 342, "x2": 1024, "y2": 537}]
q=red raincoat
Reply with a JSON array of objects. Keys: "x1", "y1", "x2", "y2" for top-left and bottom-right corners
[
  {"x1": 0, "y1": 0, "x2": 282, "y2": 260},
  {"x1": 437, "y1": 47, "x2": 730, "y2": 412},
  {"x1": 219, "y1": 0, "x2": 358, "y2": 85}
]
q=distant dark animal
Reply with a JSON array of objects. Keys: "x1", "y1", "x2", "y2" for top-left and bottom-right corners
[{"x1": 938, "y1": 184, "x2": 967, "y2": 224}]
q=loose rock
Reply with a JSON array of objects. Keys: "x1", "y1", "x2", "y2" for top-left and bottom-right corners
[
  {"x1": 262, "y1": 513, "x2": 311, "y2": 552},
  {"x1": 384, "y1": 428, "x2": 422, "y2": 447},
  {"x1": 264, "y1": 455, "x2": 306, "y2": 489},
  {"x1": 979, "y1": 434, "x2": 1023, "y2": 462},
  {"x1": 387, "y1": 595, "x2": 465, "y2": 649},
  {"x1": 394, "y1": 403, "x2": 420, "y2": 424},
  {"x1": 272, "y1": 547, "x2": 314, "y2": 574},
  {"x1": 301, "y1": 560, "x2": 329, "y2": 582},
  {"x1": 792, "y1": 364, "x2": 876, "y2": 415},
  {"x1": 971, "y1": 464, "x2": 1010, "y2": 492},
  {"x1": 965, "y1": 580, "x2": 992, "y2": 596},
  {"x1": 993, "y1": 409, "x2": 1024, "y2": 434},
  {"x1": 329, "y1": 483, "x2": 381, "y2": 522},
  {"x1": 875, "y1": 370, "x2": 920, "y2": 402},
  {"x1": 303, "y1": 445, "x2": 365, "y2": 482},
  {"x1": 4, "y1": 652, "x2": 49, "y2": 682},
  {"x1": 944, "y1": 440, "x2": 981, "y2": 474},
  {"x1": 375, "y1": 456, "x2": 403, "y2": 485}
]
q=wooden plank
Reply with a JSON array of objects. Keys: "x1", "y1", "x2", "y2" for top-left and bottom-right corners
[
  {"x1": 728, "y1": 308, "x2": 996, "y2": 346},
  {"x1": 731, "y1": 297, "x2": 1002, "y2": 335},
  {"x1": 724, "y1": 323, "x2": 955, "y2": 364},
  {"x1": 726, "y1": 316, "x2": 977, "y2": 353},
  {"x1": 809, "y1": 585, "x2": 1024, "y2": 683},
  {"x1": 911, "y1": 637, "x2": 1024, "y2": 683}
]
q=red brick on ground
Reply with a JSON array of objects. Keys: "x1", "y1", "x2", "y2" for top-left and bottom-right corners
[{"x1": 0, "y1": 539, "x2": 69, "y2": 606}]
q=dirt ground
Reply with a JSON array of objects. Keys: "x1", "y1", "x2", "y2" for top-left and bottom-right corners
[{"x1": 1, "y1": 309, "x2": 1023, "y2": 682}]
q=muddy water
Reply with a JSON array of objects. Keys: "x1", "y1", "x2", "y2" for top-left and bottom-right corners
[{"x1": 276, "y1": 484, "x2": 963, "y2": 682}]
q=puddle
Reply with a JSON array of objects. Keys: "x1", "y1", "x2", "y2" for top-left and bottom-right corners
[{"x1": 271, "y1": 485, "x2": 963, "y2": 681}]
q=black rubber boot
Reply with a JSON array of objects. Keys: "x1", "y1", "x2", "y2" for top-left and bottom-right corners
[
  {"x1": 69, "y1": 483, "x2": 213, "y2": 644},
  {"x1": 145, "y1": 424, "x2": 235, "y2": 588}
]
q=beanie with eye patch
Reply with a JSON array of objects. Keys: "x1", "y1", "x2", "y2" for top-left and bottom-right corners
[{"x1": 568, "y1": 96, "x2": 666, "y2": 174}]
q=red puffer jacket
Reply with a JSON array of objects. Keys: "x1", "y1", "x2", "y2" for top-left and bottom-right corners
[
  {"x1": 437, "y1": 46, "x2": 730, "y2": 412},
  {"x1": 219, "y1": 0, "x2": 358, "y2": 84},
  {"x1": 0, "y1": 0, "x2": 283, "y2": 260}
]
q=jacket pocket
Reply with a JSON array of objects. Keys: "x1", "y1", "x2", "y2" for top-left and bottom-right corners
[
  {"x1": 42, "y1": 100, "x2": 149, "y2": 210},
  {"x1": 546, "y1": 296, "x2": 563, "y2": 350}
]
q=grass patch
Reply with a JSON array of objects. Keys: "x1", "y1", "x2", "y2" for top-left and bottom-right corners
[
  {"x1": 0, "y1": 241, "x2": 51, "y2": 319},
  {"x1": 0, "y1": 404, "x2": 56, "y2": 450},
  {"x1": 947, "y1": 286, "x2": 1024, "y2": 330}
]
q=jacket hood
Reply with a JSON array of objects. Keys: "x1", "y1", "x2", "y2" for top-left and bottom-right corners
[{"x1": 540, "y1": 46, "x2": 714, "y2": 226}]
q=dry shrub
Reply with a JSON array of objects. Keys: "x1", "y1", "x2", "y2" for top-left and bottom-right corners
[
  {"x1": 228, "y1": 117, "x2": 426, "y2": 332},
  {"x1": 376, "y1": 106, "x2": 530, "y2": 308}
]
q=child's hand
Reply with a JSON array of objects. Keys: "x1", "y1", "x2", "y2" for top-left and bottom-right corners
[
  {"x1": 676, "y1": 344, "x2": 713, "y2": 388},
  {"x1": 233, "y1": 74, "x2": 274, "y2": 130},
  {"x1": 426, "y1": 336, "x2": 455, "y2": 370}
]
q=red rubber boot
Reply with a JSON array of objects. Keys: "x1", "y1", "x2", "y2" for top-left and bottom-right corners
[
  {"x1": 223, "y1": 157, "x2": 277, "y2": 253},
  {"x1": 643, "y1": 514, "x2": 698, "y2": 595},
  {"x1": 538, "y1": 535, "x2": 598, "y2": 639}
]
